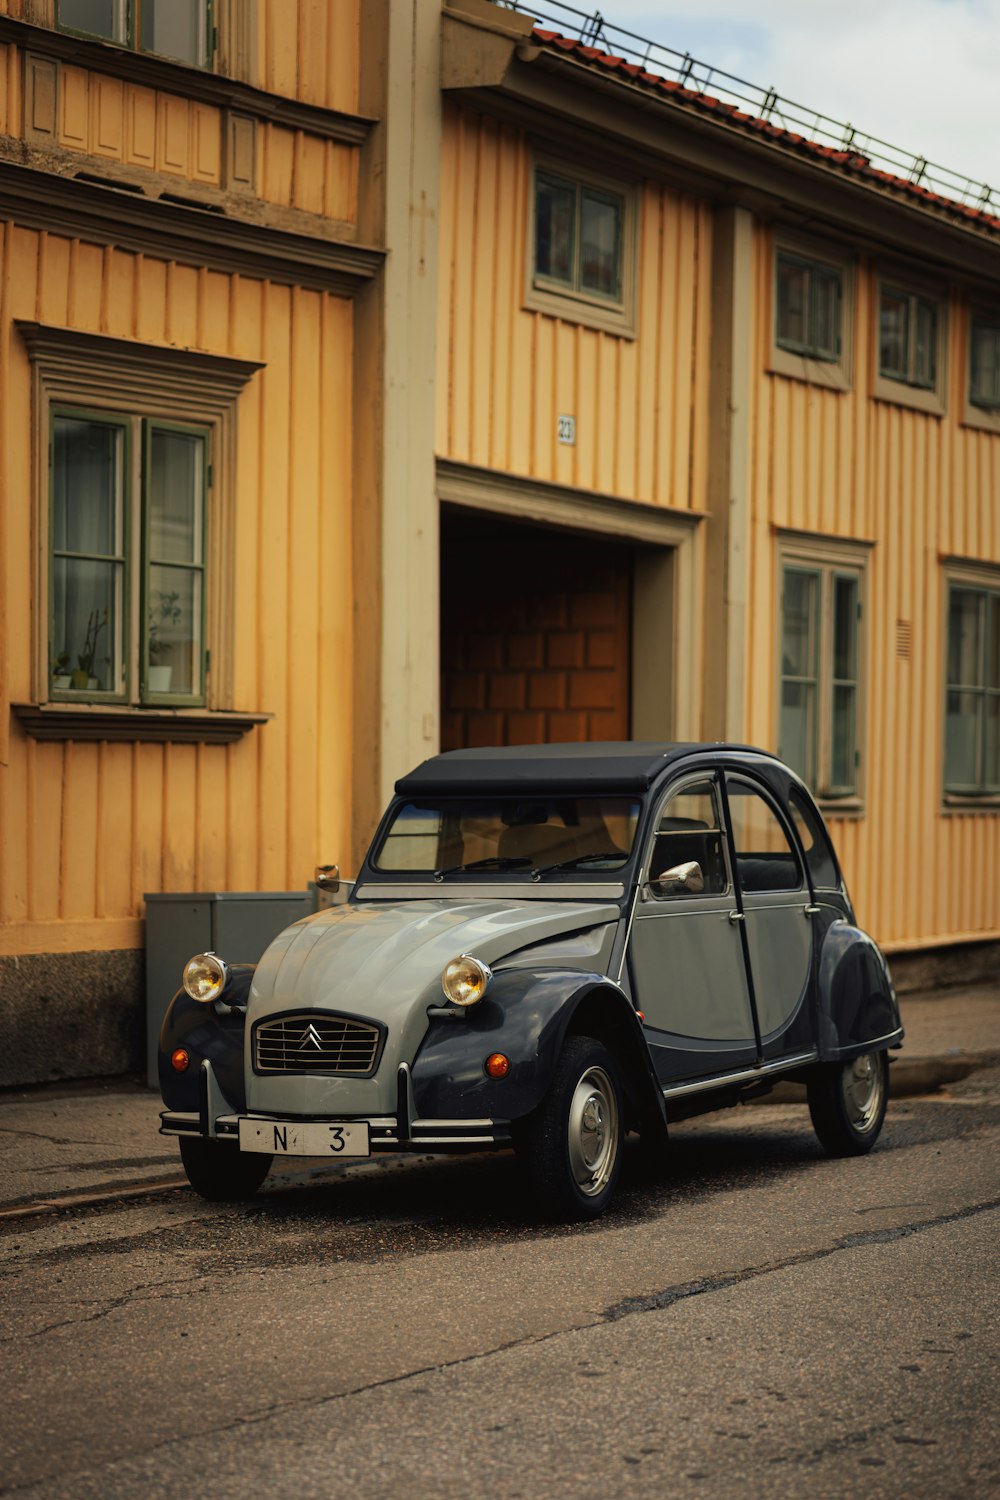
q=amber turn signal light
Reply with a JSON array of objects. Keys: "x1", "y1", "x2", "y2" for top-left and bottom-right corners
[
  {"x1": 484, "y1": 1052, "x2": 510, "y2": 1079},
  {"x1": 171, "y1": 1048, "x2": 190, "y2": 1072}
]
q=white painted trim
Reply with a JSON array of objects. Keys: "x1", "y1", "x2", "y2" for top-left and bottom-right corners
[{"x1": 380, "y1": 4, "x2": 444, "y2": 804}]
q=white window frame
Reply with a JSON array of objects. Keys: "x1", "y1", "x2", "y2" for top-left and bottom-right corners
[
  {"x1": 873, "y1": 268, "x2": 948, "y2": 416},
  {"x1": 776, "y1": 533, "x2": 870, "y2": 813},
  {"x1": 962, "y1": 306, "x2": 1000, "y2": 436},
  {"x1": 525, "y1": 152, "x2": 638, "y2": 338},
  {"x1": 942, "y1": 559, "x2": 1000, "y2": 808},
  {"x1": 19, "y1": 322, "x2": 260, "y2": 713},
  {"x1": 768, "y1": 231, "x2": 855, "y2": 393}
]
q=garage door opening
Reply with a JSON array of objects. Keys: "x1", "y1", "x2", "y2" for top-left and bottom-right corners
[{"x1": 440, "y1": 509, "x2": 633, "y2": 751}]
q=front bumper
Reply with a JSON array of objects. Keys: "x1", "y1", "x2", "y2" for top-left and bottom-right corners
[
  {"x1": 159, "y1": 1109, "x2": 510, "y2": 1151},
  {"x1": 160, "y1": 1057, "x2": 510, "y2": 1152}
]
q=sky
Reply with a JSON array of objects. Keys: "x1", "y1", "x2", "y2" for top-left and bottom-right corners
[{"x1": 575, "y1": 0, "x2": 1000, "y2": 196}]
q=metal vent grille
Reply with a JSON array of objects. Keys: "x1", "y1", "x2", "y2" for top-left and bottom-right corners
[
  {"x1": 896, "y1": 619, "x2": 913, "y2": 659},
  {"x1": 254, "y1": 1013, "x2": 382, "y2": 1074}
]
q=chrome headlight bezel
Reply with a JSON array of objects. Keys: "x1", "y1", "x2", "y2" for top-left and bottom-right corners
[
  {"x1": 182, "y1": 952, "x2": 231, "y2": 1004},
  {"x1": 441, "y1": 953, "x2": 493, "y2": 1007}
]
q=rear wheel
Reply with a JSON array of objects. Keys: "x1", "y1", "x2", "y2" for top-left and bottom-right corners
[
  {"x1": 517, "y1": 1036, "x2": 625, "y2": 1220},
  {"x1": 179, "y1": 1137, "x2": 273, "y2": 1201},
  {"x1": 807, "y1": 1050, "x2": 888, "y2": 1156}
]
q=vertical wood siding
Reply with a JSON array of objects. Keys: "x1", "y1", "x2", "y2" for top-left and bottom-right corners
[
  {"x1": 57, "y1": 65, "x2": 222, "y2": 183},
  {"x1": 261, "y1": 0, "x2": 359, "y2": 114},
  {"x1": 0, "y1": 227, "x2": 355, "y2": 954},
  {"x1": 746, "y1": 224, "x2": 1000, "y2": 946},
  {"x1": 50, "y1": 72, "x2": 357, "y2": 223},
  {"x1": 437, "y1": 102, "x2": 711, "y2": 511},
  {"x1": 257, "y1": 125, "x2": 359, "y2": 222}
]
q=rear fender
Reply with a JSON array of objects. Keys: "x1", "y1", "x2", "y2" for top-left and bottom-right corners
[
  {"x1": 410, "y1": 968, "x2": 667, "y2": 1134},
  {"x1": 816, "y1": 925, "x2": 903, "y2": 1060}
]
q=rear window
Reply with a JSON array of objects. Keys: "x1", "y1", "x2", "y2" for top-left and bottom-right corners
[{"x1": 787, "y1": 787, "x2": 840, "y2": 889}]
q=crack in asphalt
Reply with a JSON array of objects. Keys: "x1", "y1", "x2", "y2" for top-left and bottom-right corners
[
  {"x1": 2, "y1": 1194, "x2": 998, "y2": 1495},
  {"x1": 601, "y1": 1195, "x2": 1000, "y2": 1320},
  {"x1": 0, "y1": 1126, "x2": 107, "y2": 1147},
  {"x1": 6, "y1": 1272, "x2": 212, "y2": 1346}
]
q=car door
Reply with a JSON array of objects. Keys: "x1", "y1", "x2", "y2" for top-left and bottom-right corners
[
  {"x1": 627, "y1": 773, "x2": 758, "y2": 1084},
  {"x1": 722, "y1": 774, "x2": 814, "y2": 1058}
]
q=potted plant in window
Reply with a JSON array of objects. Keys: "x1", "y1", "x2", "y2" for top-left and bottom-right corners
[
  {"x1": 147, "y1": 590, "x2": 181, "y2": 693},
  {"x1": 71, "y1": 609, "x2": 107, "y2": 691},
  {"x1": 51, "y1": 650, "x2": 71, "y2": 690}
]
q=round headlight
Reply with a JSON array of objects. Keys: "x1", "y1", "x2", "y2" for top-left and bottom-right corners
[
  {"x1": 182, "y1": 952, "x2": 230, "y2": 1004},
  {"x1": 441, "y1": 954, "x2": 492, "y2": 1007}
]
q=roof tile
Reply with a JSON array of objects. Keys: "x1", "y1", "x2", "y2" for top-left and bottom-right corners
[{"x1": 531, "y1": 27, "x2": 1000, "y2": 235}]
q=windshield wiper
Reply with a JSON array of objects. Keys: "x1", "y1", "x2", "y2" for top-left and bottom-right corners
[
  {"x1": 433, "y1": 856, "x2": 534, "y2": 881},
  {"x1": 529, "y1": 851, "x2": 627, "y2": 879}
]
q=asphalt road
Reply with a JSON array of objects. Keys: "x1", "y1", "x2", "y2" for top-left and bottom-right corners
[{"x1": 1, "y1": 1071, "x2": 998, "y2": 1499}]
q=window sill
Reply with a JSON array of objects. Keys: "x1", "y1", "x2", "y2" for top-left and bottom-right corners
[
  {"x1": 12, "y1": 704, "x2": 271, "y2": 744},
  {"x1": 524, "y1": 284, "x2": 635, "y2": 339},
  {"x1": 768, "y1": 347, "x2": 851, "y2": 392},
  {"x1": 815, "y1": 797, "x2": 865, "y2": 820},
  {"x1": 961, "y1": 402, "x2": 1000, "y2": 436},
  {"x1": 872, "y1": 375, "x2": 945, "y2": 417},
  {"x1": 942, "y1": 793, "x2": 1000, "y2": 814}
]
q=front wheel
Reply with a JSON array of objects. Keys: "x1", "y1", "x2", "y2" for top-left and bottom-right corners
[
  {"x1": 517, "y1": 1036, "x2": 625, "y2": 1220},
  {"x1": 807, "y1": 1050, "x2": 888, "y2": 1157},
  {"x1": 179, "y1": 1137, "x2": 273, "y2": 1201}
]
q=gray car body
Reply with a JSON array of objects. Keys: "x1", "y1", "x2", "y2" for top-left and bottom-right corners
[
  {"x1": 158, "y1": 742, "x2": 903, "y2": 1146},
  {"x1": 244, "y1": 898, "x2": 619, "y2": 1118}
]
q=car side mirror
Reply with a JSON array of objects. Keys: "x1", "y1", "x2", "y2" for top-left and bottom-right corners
[
  {"x1": 649, "y1": 860, "x2": 705, "y2": 897},
  {"x1": 314, "y1": 864, "x2": 349, "y2": 910}
]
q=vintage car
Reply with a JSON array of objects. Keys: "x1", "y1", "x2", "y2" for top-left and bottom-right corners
[{"x1": 158, "y1": 742, "x2": 903, "y2": 1219}]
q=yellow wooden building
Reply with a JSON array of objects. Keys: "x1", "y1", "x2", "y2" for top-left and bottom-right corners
[
  {"x1": 425, "y1": 1, "x2": 1000, "y2": 975},
  {"x1": 1, "y1": 0, "x2": 997, "y2": 1082}
]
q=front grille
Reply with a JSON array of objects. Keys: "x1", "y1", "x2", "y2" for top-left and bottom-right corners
[{"x1": 254, "y1": 1012, "x2": 383, "y2": 1075}]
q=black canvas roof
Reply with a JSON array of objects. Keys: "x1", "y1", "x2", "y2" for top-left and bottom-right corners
[{"x1": 395, "y1": 742, "x2": 751, "y2": 796}]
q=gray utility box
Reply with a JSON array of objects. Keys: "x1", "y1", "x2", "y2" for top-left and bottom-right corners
[{"x1": 145, "y1": 891, "x2": 312, "y2": 1088}]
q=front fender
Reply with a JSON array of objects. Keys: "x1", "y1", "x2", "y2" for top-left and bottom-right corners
[
  {"x1": 410, "y1": 968, "x2": 665, "y2": 1129},
  {"x1": 816, "y1": 924, "x2": 903, "y2": 1060},
  {"x1": 157, "y1": 966, "x2": 254, "y2": 1112}
]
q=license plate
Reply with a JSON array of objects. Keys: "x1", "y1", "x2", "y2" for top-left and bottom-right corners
[{"x1": 238, "y1": 1118, "x2": 370, "y2": 1158}]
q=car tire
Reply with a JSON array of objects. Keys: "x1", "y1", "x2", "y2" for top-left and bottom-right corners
[
  {"x1": 807, "y1": 1050, "x2": 888, "y2": 1157},
  {"x1": 179, "y1": 1137, "x2": 273, "y2": 1201},
  {"x1": 517, "y1": 1035, "x2": 625, "y2": 1221}
]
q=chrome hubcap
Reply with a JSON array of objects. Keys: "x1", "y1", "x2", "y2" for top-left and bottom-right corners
[
  {"x1": 842, "y1": 1052, "x2": 884, "y2": 1131},
  {"x1": 567, "y1": 1066, "x2": 619, "y2": 1197}
]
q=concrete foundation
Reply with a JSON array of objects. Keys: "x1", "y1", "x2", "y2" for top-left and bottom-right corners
[
  {"x1": 885, "y1": 939, "x2": 1000, "y2": 995},
  {"x1": 0, "y1": 950, "x2": 144, "y2": 1088}
]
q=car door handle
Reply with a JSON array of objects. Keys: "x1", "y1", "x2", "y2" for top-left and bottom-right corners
[
  {"x1": 804, "y1": 904, "x2": 821, "y2": 917},
  {"x1": 727, "y1": 910, "x2": 745, "y2": 924}
]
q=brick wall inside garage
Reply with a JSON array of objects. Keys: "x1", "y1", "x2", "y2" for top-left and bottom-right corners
[{"x1": 440, "y1": 513, "x2": 632, "y2": 749}]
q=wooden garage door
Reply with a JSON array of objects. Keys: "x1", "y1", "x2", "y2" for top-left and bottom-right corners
[{"x1": 440, "y1": 515, "x2": 631, "y2": 750}]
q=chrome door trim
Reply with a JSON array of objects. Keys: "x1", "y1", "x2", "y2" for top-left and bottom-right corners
[{"x1": 661, "y1": 1049, "x2": 818, "y2": 1100}]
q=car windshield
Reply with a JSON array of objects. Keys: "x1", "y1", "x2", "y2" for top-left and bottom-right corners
[{"x1": 372, "y1": 796, "x2": 642, "y2": 876}]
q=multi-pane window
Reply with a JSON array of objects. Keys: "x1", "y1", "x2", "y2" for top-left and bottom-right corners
[
  {"x1": 534, "y1": 170, "x2": 624, "y2": 304},
  {"x1": 969, "y1": 316, "x2": 1000, "y2": 410},
  {"x1": 56, "y1": 0, "x2": 213, "y2": 67},
  {"x1": 775, "y1": 253, "x2": 841, "y2": 361},
  {"x1": 50, "y1": 408, "x2": 209, "y2": 705},
  {"x1": 945, "y1": 583, "x2": 1000, "y2": 796},
  {"x1": 879, "y1": 285, "x2": 938, "y2": 388},
  {"x1": 779, "y1": 556, "x2": 863, "y2": 799}
]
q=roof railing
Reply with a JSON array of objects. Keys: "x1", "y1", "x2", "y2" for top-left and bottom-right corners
[{"x1": 493, "y1": 0, "x2": 996, "y2": 215}]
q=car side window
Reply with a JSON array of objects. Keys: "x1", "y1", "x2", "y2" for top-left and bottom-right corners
[
  {"x1": 647, "y1": 779, "x2": 729, "y2": 898},
  {"x1": 726, "y1": 778, "x2": 804, "y2": 893}
]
